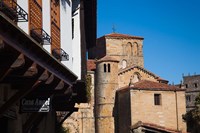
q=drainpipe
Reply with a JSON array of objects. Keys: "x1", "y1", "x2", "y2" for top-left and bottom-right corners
[{"x1": 175, "y1": 91, "x2": 179, "y2": 131}]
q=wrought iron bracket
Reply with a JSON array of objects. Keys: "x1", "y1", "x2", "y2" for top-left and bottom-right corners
[
  {"x1": 52, "y1": 48, "x2": 69, "y2": 61},
  {"x1": 30, "y1": 28, "x2": 51, "y2": 45},
  {"x1": 0, "y1": 0, "x2": 28, "y2": 22}
]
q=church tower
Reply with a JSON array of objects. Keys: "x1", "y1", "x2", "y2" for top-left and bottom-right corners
[
  {"x1": 95, "y1": 56, "x2": 119, "y2": 133},
  {"x1": 88, "y1": 33, "x2": 144, "y2": 68}
]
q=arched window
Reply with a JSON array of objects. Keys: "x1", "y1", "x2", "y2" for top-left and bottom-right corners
[
  {"x1": 138, "y1": 44, "x2": 143, "y2": 56},
  {"x1": 132, "y1": 72, "x2": 141, "y2": 83},
  {"x1": 104, "y1": 64, "x2": 107, "y2": 72},
  {"x1": 108, "y1": 64, "x2": 111, "y2": 72},
  {"x1": 122, "y1": 59, "x2": 127, "y2": 69},
  {"x1": 125, "y1": 42, "x2": 132, "y2": 56},
  {"x1": 133, "y1": 42, "x2": 138, "y2": 56},
  {"x1": 103, "y1": 64, "x2": 111, "y2": 73}
]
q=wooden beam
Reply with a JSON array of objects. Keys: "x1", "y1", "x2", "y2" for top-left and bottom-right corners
[
  {"x1": 0, "y1": 43, "x2": 20, "y2": 81},
  {"x1": 26, "y1": 74, "x2": 61, "y2": 98},
  {"x1": 58, "y1": 109, "x2": 78, "y2": 125},
  {"x1": 10, "y1": 54, "x2": 25, "y2": 69},
  {"x1": 23, "y1": 63, "x2": 38, "y2": 77},
  {"x1": 0, "y1": 66, "x2": 46, "y2": 115},
  {"x1": 9, "y1": 56, "x2": 34, "y2": 76},
  {"x1": 2, "y1": 63, "x2": 38, "y2": 84},
  {"x1": 38, "y1": 70, "x2": 49, "y2": 81},
  {"x1": 0, "y1": 13, "x2": 77, "y2": 86},
  {"x1": 55, "y1": 80, "x2": 64, "y2": 90},
  {"x1": 0, "y1": 80, "x2": 42, "y2": 115},
  {"x1": 30, "y1": 82, "x2": 71, "y2": 98}
]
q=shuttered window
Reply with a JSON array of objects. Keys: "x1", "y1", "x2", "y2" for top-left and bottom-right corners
[
  {"x1": 2, "y1": 0, "x2": 17, "y2": 22},
  {"x1": 51, "y1": 0, "x2": 60, "y2": 53},
  {"x1": 2, "y1": 0, "x2": 17, "y2": 8},
  {"x1": 29, "y1": 0, "x2": 42, "y2": 31}
]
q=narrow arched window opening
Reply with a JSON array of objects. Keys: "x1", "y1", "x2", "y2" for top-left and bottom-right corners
[
  {"x1": 122, "y1": 59, "x2": 127, "y2": 69},
  {"x1": 104, "y1": 64, "x2": 107, "y2": 72},
  {"x1": 108, "y1": 64, "x2": 111, "y2": 72}
]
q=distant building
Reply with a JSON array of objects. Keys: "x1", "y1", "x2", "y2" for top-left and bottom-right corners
[
  {"x1": 64, "y1": 33, "x2": 186, "y2": 133},
  {"x1": 181, "y1": 74, "x2": 200, "y2": 111}
]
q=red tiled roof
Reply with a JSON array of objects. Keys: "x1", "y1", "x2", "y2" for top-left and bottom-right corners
[
  {"x1": 87, "y1": 59, "x2": 96, "y2": 71},
  {"x1": 131, "y1": 121, "x2": 185, "y2": 133},
  {"x1": 99, "y1": 33, "x2": 144, "y2": 40},
  {"x1": 95, "y1": 56, "x2": 119, "y2": 63},
  {"x1": 119, "y1": 65, "x2": 169, "y2": 83},
  {"x1": 118, "y1": 80, "x2": 185, "y2": 92},
  {"x1": 119, "y1": 65, "x2": 159, "y2": 78},
  {"x1": 133, "y1": 80, "x2": 177, "y2": 90}
]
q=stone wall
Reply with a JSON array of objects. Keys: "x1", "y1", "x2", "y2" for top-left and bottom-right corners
[
  {"x1": 89, "y1": 36, "x2": 144, "y2": 68},
  {"x1": 88, "y1": 37, "x2": 106, "y2": 59},
  {"x1": 63, "y1": 71, "x2": 95, "y2": 133},
  {"x1": 182, "y1": 75, "x2": 200, "y2": 111},
  {"x1": 105, "y1": 38, "x2": 144, "y2": 68},
  {"x1": 118, "y1": 67, "x2": 158, "y2": 88},
  {"x1": 116, "y1": 90, "x2": 131, "y2": 133},
  {"x1": 95, "y1": 60, "x2": 118, "y2": 133},
  {"x1": 129, "y1": 90, "x2": 186, "y2": 132}
]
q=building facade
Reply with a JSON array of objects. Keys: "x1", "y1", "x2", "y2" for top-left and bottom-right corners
[
  {"x1": 181, "y1": 74, "x2": 200, "y2": 111},
  {"x1": 64, "y1": 33, "x2": 186, "y2": 133},
  {"x1": 0, "y1": 0, "x2": 96, "y2": 132},
  {"x1": 117, "y1": 80, "x2": 186, "y2": 133}
]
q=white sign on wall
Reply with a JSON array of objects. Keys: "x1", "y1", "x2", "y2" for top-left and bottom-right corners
[{"x1": 20, "y1": 97, "x2": 51, "y2": 112}]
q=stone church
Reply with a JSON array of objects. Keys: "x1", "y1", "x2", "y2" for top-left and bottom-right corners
[{"x1": 64, "y1": 33, "x2": 186, "y2": 133}]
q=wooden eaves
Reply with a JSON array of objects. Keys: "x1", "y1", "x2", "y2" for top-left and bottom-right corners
[{"x1": 0, "y1": 12, "x2": 79, "y2": 116}]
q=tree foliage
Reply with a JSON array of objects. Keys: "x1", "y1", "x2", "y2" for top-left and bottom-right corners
[
  {"x1": 183, "y1": 93, "x2": 200, "y2": 132},
  {"x1": 86, "y1": 74, "x2": 92, "y2": 102}
]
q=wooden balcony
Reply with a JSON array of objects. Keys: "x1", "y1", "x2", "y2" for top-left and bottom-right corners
[
  {"x1": 0, "y1": 0, "x2": 28, "y2": 22},
  {"x1": 30, "y1": 28, "x2": 51, "y2": 45},
  {"x1": 52, "y1": 48, "x2": 69, "y2": 61}
]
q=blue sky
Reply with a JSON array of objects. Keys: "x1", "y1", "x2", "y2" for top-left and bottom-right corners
[{"x1": 97, "y1": 0, "x2": 200, "y2": 84}]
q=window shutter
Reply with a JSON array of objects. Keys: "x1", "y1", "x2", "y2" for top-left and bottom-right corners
[
  {"x1": 51, "y1": 0, "x2": 60, "y2": 54},
  {"x1": 29, "y1": 0, "x2": 42, "y2": 31}
]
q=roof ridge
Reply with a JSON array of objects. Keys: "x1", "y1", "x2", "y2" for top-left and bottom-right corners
[
  {"x1": 118, "y1": 65, "x2": 159, "y2": 78},
  {"x1": 98, "y1": 33, "x2": 144, "y2": 40}
]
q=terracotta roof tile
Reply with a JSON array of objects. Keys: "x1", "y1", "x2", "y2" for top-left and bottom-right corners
[
  {"x1": 119, "y1": 65, "x2": 169, "y2": 83},
  {"x1": 132, "y1": 80, "x2": 177, "y2": 90},
  {"x1": 119, "y1": 65, "x2": 159, "y2": 78},
  {"x1": 103, "y1": 33, "x2": 144, "y2": 40},
  {"x1": 131, "y1": 121, "x2": 185, "y2": 133},
  {"x1": 87, "y1": 59, "x2": 96, "y2": 71},
  {"x1": 96, "y1": 56, "x2": 119, "y2": 63},
  {"x1": 118, "y1": 80, "x2": 185, "y2": 92}
]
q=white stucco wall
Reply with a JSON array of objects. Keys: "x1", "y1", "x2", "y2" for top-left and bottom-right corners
[
  {"x1": 72, "y1": 0, "x2": 81, "y2": 79},
  {"x1": 17, "y1": 0, "x2": 29, "y2": 34},
  {"x1": 60, "y1": 0, "x2": 73, "y2": 70},
  {"x1": 42, "y1": 0, "x2": 51, "y2": 53},
  {"x1": 18, "y1": 0, "x2": 82, "y2": 78}
]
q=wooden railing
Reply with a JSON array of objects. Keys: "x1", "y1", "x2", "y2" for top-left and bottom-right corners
[{"x1": 30, "y1": 28, "x2": 51, "y2": 45}]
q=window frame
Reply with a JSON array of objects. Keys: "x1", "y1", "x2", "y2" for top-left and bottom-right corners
[
  {"x1": 108, "y1": 63, "x2": 110, "y2": 72},
  {"x1": 154, "y1": 94, "x2": 161, "y2": 105},
  {"x1": 103, "y1": 64, "x2": 107, "y2": 72}
]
